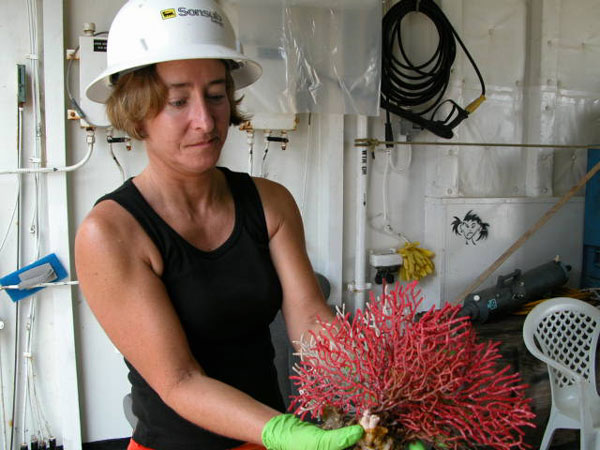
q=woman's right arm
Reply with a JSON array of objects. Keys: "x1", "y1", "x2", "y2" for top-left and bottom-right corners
[{"x1": 75, "y1": 201, "x2": 279, "y2": 444}]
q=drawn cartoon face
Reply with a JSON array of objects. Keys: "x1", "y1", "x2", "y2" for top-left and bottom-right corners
[
  {"x1": 459, "y1": 220, "x2": 482, "y2": 241},
  {"x1": 451, "y1": 210, "x2": 489, "y2": 245}
]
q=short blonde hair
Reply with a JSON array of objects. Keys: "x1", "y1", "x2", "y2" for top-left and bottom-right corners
[{"x1": 106, "y1": 63, "x2": 247, "y2": 140}]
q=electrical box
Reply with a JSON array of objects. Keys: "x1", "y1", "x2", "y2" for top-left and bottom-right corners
[
  {"x1": 424, "y1": 197, "x2": 584, "y2": 307},
  {"x1": 248, "y1": 113, "x2": 297, "y2": 131},
  {"x1": 369, "y1": 250, "x2": 403, "y2": 268},
  {"x1": 78, "y1": 35, "x2": 111, "y2": 127},
  {"x1": 17, "y1": 64, "x2": 27, "y2": 104}
]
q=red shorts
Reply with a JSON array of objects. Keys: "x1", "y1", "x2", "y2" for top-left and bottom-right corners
[{"x1": 127, "y1": 438, "x2": 266, "y2": 450}]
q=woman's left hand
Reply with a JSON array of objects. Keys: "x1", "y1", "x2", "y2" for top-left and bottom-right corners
[{"x1": 262, "y1": 414, "x2": 364, "y2": 450}]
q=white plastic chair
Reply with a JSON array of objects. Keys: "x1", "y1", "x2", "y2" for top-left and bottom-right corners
[{"x1": 523, "y1": 297, "x2": 600, "y2": 450}]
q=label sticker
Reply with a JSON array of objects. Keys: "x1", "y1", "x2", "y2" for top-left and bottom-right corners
[
  {"x1": 93, "y1": 39, "x2": 107, "y2": 52},
  {"x1": 161, "y1": 8, "x2": 176, "y2": 19}
]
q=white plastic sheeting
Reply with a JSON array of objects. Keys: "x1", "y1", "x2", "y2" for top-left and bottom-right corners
[
  {"x1": 231, "y1": 0, "x2": 381, "y2": 115},
  {"x1": 422, "y1": 0, "x2": 600, "y2": 198}
]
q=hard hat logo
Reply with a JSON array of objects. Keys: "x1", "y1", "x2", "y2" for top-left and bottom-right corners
[
  {"x1": 160, "y1": 9, "x2": 176, "y2": 19},
  {"x1": 177, "y1": 7, "x2": 223, "y2": 26}
]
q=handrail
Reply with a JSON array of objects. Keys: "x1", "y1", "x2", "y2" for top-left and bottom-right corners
[{"x1": 355, "y1": 138, "x2": 600, "y2": 150}]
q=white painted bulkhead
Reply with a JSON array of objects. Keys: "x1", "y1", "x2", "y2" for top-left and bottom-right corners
[{"x1": 0, "y1": 0, "x2": 598, "y2": 446}]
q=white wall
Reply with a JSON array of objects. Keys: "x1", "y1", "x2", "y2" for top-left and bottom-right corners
[
  {"x1": 0, "y1": 0, "x2": 598, "y2": 447},
  {"x1": 0, "y1": 0, "x2": 82, "y2": 448},
  {"x1": 342, "y1": 0, "x2": 600, "y2": 311}
]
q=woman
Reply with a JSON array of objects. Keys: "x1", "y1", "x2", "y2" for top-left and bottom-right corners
[{"x1": 75, "y1": 0, "x2": 363, "y2": 449}]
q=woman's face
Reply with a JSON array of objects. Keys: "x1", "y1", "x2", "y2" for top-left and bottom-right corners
[{"x1": 142, "y1": 59, "x2": 231, "y2": 175}]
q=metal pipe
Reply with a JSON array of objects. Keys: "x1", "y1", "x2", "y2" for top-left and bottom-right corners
[{"x1": 356, "y1": 138, "x2": 600, "y2": 150}]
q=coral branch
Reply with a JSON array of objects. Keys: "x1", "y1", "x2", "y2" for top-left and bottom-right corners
[{"x1": 290, "y1": 282, "x2": 536, "y2": 449}]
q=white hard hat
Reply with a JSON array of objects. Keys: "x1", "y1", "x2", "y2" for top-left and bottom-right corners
[{"x1": 85, "y1": 0, "x2": 262, "y2": 104}]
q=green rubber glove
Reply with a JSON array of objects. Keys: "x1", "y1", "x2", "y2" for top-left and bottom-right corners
[
  {"x1": 262, "y1": 414, "x2": 364, "y2": 450},
  {"x1": 407, "y1": 441, "x2": 426, "y2": 450}
]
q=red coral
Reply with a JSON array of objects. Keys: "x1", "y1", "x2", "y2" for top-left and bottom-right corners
[{"x1": 290, "y1": 282, "x2": 536, "y2": 449}]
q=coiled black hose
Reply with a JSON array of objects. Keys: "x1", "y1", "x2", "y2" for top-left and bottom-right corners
[{"x1": 381, "y1": 0, "x2": 485, "y2": 139}]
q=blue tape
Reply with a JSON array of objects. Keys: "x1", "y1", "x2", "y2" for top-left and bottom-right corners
[{"x1": 0, "y1": 253, "x2": 68, "y2": 302}]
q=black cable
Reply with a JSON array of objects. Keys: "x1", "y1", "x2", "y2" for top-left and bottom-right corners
[{"x1": 381, "y1": 0, "x2": 486, "y2": 139}]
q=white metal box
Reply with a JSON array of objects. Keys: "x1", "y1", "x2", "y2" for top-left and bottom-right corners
[
  {"x1": 421, "y1": 197, "x2": 584, "y2": 309},
  {"x1": 78, "y1": 35, "x2": 110, "y2": 127}
]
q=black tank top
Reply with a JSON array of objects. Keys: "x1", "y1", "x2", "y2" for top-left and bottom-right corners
[{"x1": 96, "y1": 167, "x2": 284, "y2": 450}]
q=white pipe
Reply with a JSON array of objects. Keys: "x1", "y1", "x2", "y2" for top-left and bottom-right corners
[
  {"x1": 299, "y1": 118, "x2": 313, "y2": 217},
  {"x1": 21, "y1": 298, "x2": 35, "y2": 444},
  {"x1": 353, "y1": 115, "x2": 369, "y2": 313},
  {"x1": 27, "y1": 0, "x2": 42, "y2": 167},
  {"x1": 0, "y1": 129, "x2": 95, "y2": 175},
  {"x1": 13, "y1": 2, "x2": 44, "y2": 445},
  {"x1": 0, "y1": 281, "x2": 79, "y2": 291}
]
